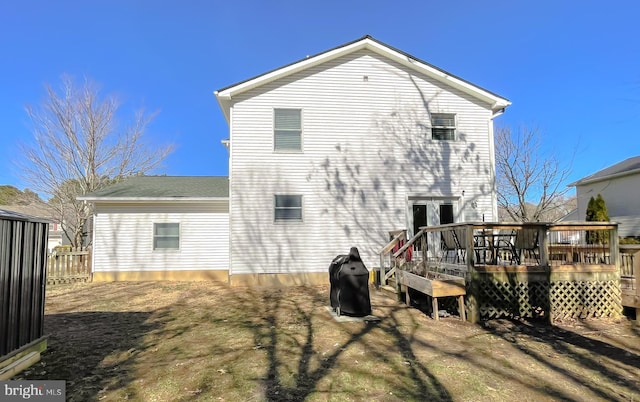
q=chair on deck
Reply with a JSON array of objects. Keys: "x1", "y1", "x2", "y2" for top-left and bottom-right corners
[
  {"x1": 512, "y1": 228, "x2": 540, "y2": 265},
  {"x1": 440, "y1": 230, "x2": 465, "y2": 264},
  {"x1": 473, "y1": 230, "x2": 514, "y2": 265},
  {"x1": 473, "y1": 231, "x2": 491, "y2": 264},
  {"x1": 495, "y1": 230, "x2": 517, "y2": 264}
]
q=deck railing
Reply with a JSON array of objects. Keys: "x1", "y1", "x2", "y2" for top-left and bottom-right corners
[
  {"x1": 619, "y1": 244, "x2": 639, "y2": 315},
  {"x1": 379, "y1": 222, "x2": 627, "y2": 322},
  {"x1": 409, "y1": 222, "x2": 619, "y2": 271},
  {"x1": 620, "y1": 244, "x2": 639, "y2": 283}
]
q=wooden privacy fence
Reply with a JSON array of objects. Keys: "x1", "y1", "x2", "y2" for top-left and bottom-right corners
[{"x1": 47, "y1": 246, "x2": 92, "y2": 284}]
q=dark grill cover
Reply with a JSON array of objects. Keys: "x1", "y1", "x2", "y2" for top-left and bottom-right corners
[
  {"x1": 328, "y1": 247, "x2": 372, "y2": 317},
  {"x1": 329, "y1": 254, "x2": 348, "y2": 309}
]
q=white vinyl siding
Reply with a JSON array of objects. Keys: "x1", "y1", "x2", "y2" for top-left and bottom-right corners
[
  {"x1": 92, "y1": 202, "x2": 229, "y2": 272},
  {"x1": 228, "y1": 49, "x2": 497, "y2": 275},
  {"x1": 574, "y1": 173, "x2": 640, "y2": 237},
  {"x1": 274, "y1": 109, "x2": 302, "y2": 151},
  {"x1": 153, "y1": 222, "x2": 180, "y2": 250}
]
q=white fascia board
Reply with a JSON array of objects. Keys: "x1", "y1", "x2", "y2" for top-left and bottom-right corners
[
  {"x1": 364, "y1": 40, "x2": 511, "y2": 111},
  {"x1": 214, "y1": 92, "x2": 232, "y2": 123},
  {"x1": 215, "y1": 39, "x2": 369, "y2": 101},
  {"x1": 569, "y1": 168, "x2": 640, "y2": 187},
  {"x1": 215, "y1": 37, "x2": 511, "y2": 116},
  {"x1": 214, "y1": 41, "x2": 369, "y2": 124},
  {"x1": 77, "y1": 197, "x2": 229, "y2": 203}
]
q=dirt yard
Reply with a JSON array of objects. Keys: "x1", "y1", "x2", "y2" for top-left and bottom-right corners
[{"x1": 16, "y1": 281, "x2": 640, "y2": 401}]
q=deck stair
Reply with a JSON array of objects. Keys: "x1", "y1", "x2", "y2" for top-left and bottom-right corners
[
  {"x1": 378, "y1": 227, "x2": 467, "y2": 320},
  {"x1": 379, "y1": 222, "x2": 632, "y2": 322}
]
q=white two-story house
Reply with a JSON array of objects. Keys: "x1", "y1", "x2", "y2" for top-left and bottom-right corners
[
  {"x1": 81, "y1": 36, "x2": 510, "y2": 284},
  {"x1": 566, "y1": 156, "x2": 640, "y2": 238},
  {"x1": 215, "y1": 35, "x2": 510, "y2": 286}
]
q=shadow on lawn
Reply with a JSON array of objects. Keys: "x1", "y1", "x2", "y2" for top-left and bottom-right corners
[
  {"x1": 482, "y1": 318, "x2": 640, "y2": 400},
  {"x1": 21, "y1": 282, "x2": 639, "y2": 401},
  {"x1": 241, "y1": 287, "x2": 452, "y2": 401},
  {"x1": 17, "y1": 311, "x2": 161, "y2": 402}
]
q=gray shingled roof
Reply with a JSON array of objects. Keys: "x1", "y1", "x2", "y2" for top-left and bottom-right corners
[
  {"x1": 0, "y1": 204, "x2": 56, "y2": 220},
  {"x1": 570, "y1": 156, "x2": 640, "y2": 186},
  {"x1": 81, "y1": 176, "x2": 229, "y2": 199},
  {"x1": 0, "y1": 208, "x2": 51, "y2": 223}
]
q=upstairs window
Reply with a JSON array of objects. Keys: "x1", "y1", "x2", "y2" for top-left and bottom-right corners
[
  {"x1": 274, "y1": 109, "x2": 302, "y2": 151},
  {"x1": 431, "y1": 113, "x2": 456, "y2": 141},
  {"x1": 274, "y1": 195, "x2": 302, "y2": 221},
  {"x1": 153, "y1": 222, "x2": 180, "y2": 250}
]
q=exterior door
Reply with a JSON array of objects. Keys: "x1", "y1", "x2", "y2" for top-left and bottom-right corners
[
  {"x1": 409, "y1": 198, "x2": 458, "y2": 257},
  {"x1": 412, "y1": 204, "x2": 427, "y2": 242}
]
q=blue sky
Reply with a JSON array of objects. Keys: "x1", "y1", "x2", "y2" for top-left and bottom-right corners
[{"x1": 1, "y1": 1, "x2": 639, "y2": 196}]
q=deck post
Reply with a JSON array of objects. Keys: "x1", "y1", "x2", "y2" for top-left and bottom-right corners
[
  {"x1": 395, "y1": 271, "x2": 402, "y2": 302},
  {"x1": 405, "y1": 284, "x2": 411, "y2": 306},
  {"x1": 466, "y1": 225, "x2": 478, "y2": 323},
  {"x1": 421, "y1": 232, "x2": 425, "y2": 262},
  {"x1": 458, "y1": 295, "x2": 466, "y2": 321},
  {"x1": 609, "y1": 225, "x2": 620, "y2": 272},
  {"x1": 635, "y1": 254, "x2": 640, "y2": 320},
  {"x1": 539, "y1": 224, "x2": 552, "y2": 324},
  {"x1": 538, "y1": 224, "x2": 549, "y2": 267},
  {"x1": 432, "y1": 297, "x2": 439, "y2": 321},
  {"x1": 378, "y1": 253, "x2": 384, "y2": 288},
  {"x1": 609, "y1": 226, "x2": 626, "y2": 319},
  {"x1": 467, "y1": 272, "x2": 480, "y2": 323}
]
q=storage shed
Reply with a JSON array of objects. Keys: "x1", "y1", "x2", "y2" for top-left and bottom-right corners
[{"x1": 0, "y1": 209, "x2": 49, "y2": 379}]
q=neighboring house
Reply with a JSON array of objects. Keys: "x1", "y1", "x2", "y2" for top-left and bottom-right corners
[
  {"x1": 47, "y1": 221, "x2": 63, "y2": 252},
  {"x1": 78, "y1": 176, "x2": 229, "y2": 281},
  {"x1": 0, "y1": 204, "x2": 62, "y2": 252},
  {"x1": 567, "y1": 156, "x2": 640, "y2": 238},
  {"x1": 80, "y1": 36, "x2": 510, "y2": 285},
  {"x1": 215, "y1": 35, "x2": 510, "y2": 286}
]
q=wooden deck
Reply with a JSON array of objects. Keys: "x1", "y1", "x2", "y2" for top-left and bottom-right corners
[
  {"x1": 378, "y1": 222, "x2": 637, "y2": 322},
  {"x1": 620, "y1": 245, "x2": 640, "y2": 315},
  {"x1": 396, "y1": 269, "x2": 466, "y2": 321}
]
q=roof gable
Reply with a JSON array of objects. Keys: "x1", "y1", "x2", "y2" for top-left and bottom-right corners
[
  {"x1": 78, "y1": 176, "x2": 229, "y2": 201},
  {"x1": 215, "y1": 35, "x2": 511, "y2": 122},
  {"x1": 570, "y1": 156, "x2": 640, "y2": 186}
]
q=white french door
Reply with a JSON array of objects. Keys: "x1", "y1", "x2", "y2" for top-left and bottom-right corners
[{"x1": 408, "y1": 198, "x2": 458, "y2": 258}]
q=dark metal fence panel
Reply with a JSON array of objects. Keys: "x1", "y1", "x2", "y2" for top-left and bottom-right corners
[
  {"x1": 0, "y1": 219, "x2": 12, "y2": 357},
  {"x1": 0, "y1": 210, "x2": 49, "y2": 359},
  {"x1": 32, "y1": 222, "x2": 47, "y2": 340}
]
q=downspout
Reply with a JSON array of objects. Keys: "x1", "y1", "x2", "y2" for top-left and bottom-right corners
[
  {"x1": 227, "y1": 106, "x2": 233, "y2": 285},
  {"x1": 488, "y1": 108, "x2": 506, "y2": 222},
  {"x1": 90, "y1": 202, "x2": 96, "y2": 280}
]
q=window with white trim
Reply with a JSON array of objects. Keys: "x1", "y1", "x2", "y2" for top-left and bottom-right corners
[
  {"x1": 274, "y1": 109, "x2": 302, "y2": 151},
  {"x1": 431, "y1": 113, "x2": 456, "y2": 141},
  {"x1": 274, "y1": 195, "x2": 302, "y2": 221},
  {"x1": 153, "y1": 222, "x2": 180, "y2": 250}
]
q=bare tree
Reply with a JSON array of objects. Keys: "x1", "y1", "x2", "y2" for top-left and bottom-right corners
[
  {"x1": 18, "y1": 76, "x2": 174, "y2": 246},
  {"x1": 495, "y1": 125, "x2": 573, "y2": 222}
]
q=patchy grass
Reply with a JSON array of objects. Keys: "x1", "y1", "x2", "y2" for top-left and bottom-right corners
[{"x1": 17, "y1": 281, "x2": 640, "y2": 401}]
